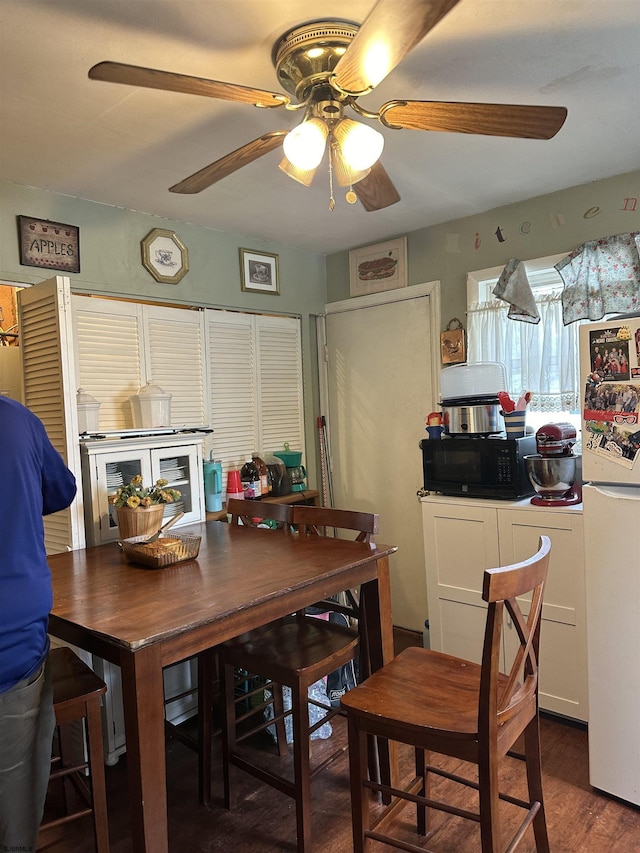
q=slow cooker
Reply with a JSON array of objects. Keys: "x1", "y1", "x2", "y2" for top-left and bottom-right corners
[
  {"x1": 441, "y1": 395, "x2": 502, "y2": 436},
  {"x1": 440, "y1": 362, "x2": 506, "y2": 436}
]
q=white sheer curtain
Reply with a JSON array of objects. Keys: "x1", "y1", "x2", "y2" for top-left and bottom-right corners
[{"x1": 467, "y1": 291, "x2": 582, "y2": 412}]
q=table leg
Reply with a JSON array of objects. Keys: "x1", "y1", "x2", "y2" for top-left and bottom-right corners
[
  {"x1": 360, "y1": 554, "x2": 397, "y2": 799},
  {"x1": 197, "y1": 648, "x2": 216, "y2": 804},
  {"x1": 120, "y1": 646, "x2": 168, "y2": 853},
  {"x1": 361, "y1": 554, "x2": 394, "y2": 671}
]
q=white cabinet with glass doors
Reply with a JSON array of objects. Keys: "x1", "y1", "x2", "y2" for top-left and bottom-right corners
[{"x1": 80, "y1": 433, "x2": 206, "y2": 546}]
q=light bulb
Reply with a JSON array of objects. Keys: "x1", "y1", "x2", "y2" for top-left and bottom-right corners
[
  {"x1": 283, "y1": 118, "x2": 328, "y2": 170},
  {"x1": 334, "y1": 118, "x2": 384, "y2": 171}
]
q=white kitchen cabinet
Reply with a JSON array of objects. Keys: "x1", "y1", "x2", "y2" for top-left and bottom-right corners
[
  {"x1": 80, "y1": 433, "x2": 206, "y2": 545},
  {"x1": 421, "y1": 495, "x2": 587, "y2": 722}
]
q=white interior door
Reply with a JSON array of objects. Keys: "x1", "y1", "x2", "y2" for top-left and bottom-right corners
[{"x1": 323, "y1": 283, "x2": 440, "y2": 632}]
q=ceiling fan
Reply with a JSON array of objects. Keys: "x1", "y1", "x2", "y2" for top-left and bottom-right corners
[{"x1": 88, "y1": 0, "x2": 568, "y2": 212}]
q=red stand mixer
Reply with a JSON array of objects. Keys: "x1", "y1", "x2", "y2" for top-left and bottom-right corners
[{"x1": 524, "y1": 422, "x2": 582, "y2": 506}]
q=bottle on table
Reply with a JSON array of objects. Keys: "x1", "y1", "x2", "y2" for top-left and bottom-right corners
[
  {"x1": 241, "y1": 456, "x2": 262, "y2": 499},
  {"x1": 252, "y1": 452, "x2": 271, "y2": 496}
]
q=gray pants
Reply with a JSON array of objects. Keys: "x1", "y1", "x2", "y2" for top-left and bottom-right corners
[{"x1": 0, "y1": 660, "x2": 55, "y2": 853}]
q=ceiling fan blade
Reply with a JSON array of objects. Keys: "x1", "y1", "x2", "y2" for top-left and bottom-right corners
[
  {"x1": 333, "y1": 0, "x2": 460, "y2": 95},
  {"x1": 354, "y1": 161, "x2": 401, "y2": 211},
  {"x1": 169, "y1": 132, "x2": 287, "y2": 194},
  {"x1": 89, "y1": 61, "x2": 289, "y2": 108},
  {"x1": 380, "y1": 100, "x2": 568, "y2": 139}
]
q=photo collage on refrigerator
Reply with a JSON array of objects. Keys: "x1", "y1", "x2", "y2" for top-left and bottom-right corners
[{"x1": 583, "y1": 323, "x2": 640, "y2": 468}]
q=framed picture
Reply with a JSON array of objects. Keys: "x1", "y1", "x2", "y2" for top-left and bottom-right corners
[
  {"x1": 141, "y1": 228, "x2": 189, "y2": 284},
  {"x1": 17, "y1": 215, "x2": 80, "y2": 273},
  {"x1": 240, "y1": 248, "x2": 279, "y2": 295},
  {"x1": 349, "y1": 236, "x2": 407, "y2": 297}
]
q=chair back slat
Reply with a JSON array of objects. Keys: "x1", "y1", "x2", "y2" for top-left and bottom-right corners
[
  {"x1": 227, "y1": 498, "x2": 293, "y2": 531},
  {"x1": 480, "y1": 535, "x2": 551, "y2": 724},
  {"x1": 292, "y1": 505, "x2": 379, "y2": 542}
]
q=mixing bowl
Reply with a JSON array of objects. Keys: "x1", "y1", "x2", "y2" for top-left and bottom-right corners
[{"x1": 524, "y1": 454, "x2": 576, "y2": 500}]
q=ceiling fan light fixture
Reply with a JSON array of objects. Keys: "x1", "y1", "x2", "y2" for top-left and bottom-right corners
[
  {"x1": 334, "y1": 117, "x2": 384, "y2": 171},
  {"x1": 330, "y1": 140, "x2": 371, "y2": 187},
  {"x1": 283, "y1": 117, "x2": 328, "y2": 170},
  {"x1": 278, "y1": 156, "x2": 316, "y2": 187}
]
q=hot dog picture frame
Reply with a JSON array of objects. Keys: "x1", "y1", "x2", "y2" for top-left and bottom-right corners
[{"x1": 349, "y1": 237, "x2": 407, "y2": 297}]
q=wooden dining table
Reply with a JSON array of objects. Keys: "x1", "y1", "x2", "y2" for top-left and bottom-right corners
[{"x1": 47, "y1": 520, "x2": 397, "y2": 853}]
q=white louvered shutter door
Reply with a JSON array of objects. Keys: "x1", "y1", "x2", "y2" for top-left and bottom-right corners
[
  {"x1": 255, "y1": 314, "x2": 305, "y2": 458},
  {"x1": 205, "y1": 310, "x2": 258, "y2": 483},
  {"x1": 18, "y1": 276, "x2": 85, "y2": 553},
  {"x1": 142, "y1": 304, "x2": 207, "y2": 428},
  {"x1": 71, "y1": 296, "x2": 143, "y2": 430}
]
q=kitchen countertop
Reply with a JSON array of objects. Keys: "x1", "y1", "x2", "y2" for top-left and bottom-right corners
[{"x1": 419, "y1": 493, "x2": 583, "y2": 513}]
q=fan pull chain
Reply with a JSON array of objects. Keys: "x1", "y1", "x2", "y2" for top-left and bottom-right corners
[
  {"x1": 346, "y1": 186, "x2": 357, "y2": 204},
  {"x1": 328, "y1": 149, "x2": 335, "y2": 211}
]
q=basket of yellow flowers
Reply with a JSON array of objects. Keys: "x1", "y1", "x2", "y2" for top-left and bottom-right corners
[{"x1": 109, "y1": 475, "x2": 181, "y2": 539}]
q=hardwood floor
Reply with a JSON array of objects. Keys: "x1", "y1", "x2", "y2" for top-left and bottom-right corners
[
  {"x1": 38, "y1": 711, "x2": 640, "y2": 852},
  {"x1": 39, "y1": 631, "x2": 639, "y2": 852}
]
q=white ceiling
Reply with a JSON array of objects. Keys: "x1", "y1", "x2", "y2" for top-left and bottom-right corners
[{"x1": 1, "y1": 0, "x2": 639, "y2": 254}]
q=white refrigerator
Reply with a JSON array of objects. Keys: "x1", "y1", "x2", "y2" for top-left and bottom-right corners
[{"x1": 579, "y1": 314, "x2": 640, "y2": 806}]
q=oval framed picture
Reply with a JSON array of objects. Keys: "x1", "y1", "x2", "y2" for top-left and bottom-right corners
[{"x1": 141, "y1": 228, "x2": 189, "y2": 284}]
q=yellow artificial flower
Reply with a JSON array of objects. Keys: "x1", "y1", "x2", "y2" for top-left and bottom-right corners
[{"x1": 108, "y1": 477, "x2": 181, "y2": 509}]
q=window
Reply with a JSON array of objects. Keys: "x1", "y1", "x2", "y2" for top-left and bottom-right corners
[{"x1": 466, "y1": 256, "x2": 583, "y2": 435}]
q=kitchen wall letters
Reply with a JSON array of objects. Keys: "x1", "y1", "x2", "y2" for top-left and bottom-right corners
[{"x1": 17, "y1": 215, "x2": 80, "y2": 273}]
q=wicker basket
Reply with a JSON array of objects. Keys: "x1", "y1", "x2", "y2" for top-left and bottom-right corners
[
  {"x1": 119, "y1": 532, "x2": 201, "y2": 569},
  {"x1": 116, "y1": 504, "x2": 165, "y2": 540}
]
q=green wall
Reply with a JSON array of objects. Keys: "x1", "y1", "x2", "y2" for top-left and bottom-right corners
[
  {"x1": 2, "y1": 172, "x2": 638, "y2": 487},
  {"x1": 326, "y1": 170, "x2": 640, "y2": 328},
  {"x1": 0, "y1": 180, "x2": 327, "y2": 485}
]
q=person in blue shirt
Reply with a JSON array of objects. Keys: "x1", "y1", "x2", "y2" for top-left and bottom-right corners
[{"x1": 0, "y1": 395, "x2": 77, "y2": 852}]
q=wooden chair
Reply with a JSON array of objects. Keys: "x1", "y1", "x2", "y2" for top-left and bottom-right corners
[
  {"x1": 227, "y1": 496, "x2": 294, "y2": 530},
  {"x1": 39, "y1": 646, "x2": 109, "y2": 853},
  {"x1": 292, "y1": 504, "x2": 379, "y2": 543},
  {"x1": 219, "y1": 505, "x2": 379, "y2": 853},
  {"x1": 341, "y1": 535, "x2": 552, "y2": 853},
  {"x1": 165, "y1": 500, "x2": 295, "y2": 805}
]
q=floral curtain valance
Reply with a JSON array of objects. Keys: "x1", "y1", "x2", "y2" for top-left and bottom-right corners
[{"x1": 556, "y1": 232, "x2": 640, "y2": 324}]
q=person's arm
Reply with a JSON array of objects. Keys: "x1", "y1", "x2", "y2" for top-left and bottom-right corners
[{"x1": 41, "y1": 437, "x2": 77, "y2": 516}]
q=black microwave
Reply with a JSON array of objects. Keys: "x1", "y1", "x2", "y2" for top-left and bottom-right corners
[{"x1": 419, "y1": 435, "x2": 536, "y2": 500}]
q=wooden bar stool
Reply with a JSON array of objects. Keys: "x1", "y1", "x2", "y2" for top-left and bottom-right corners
[
  {"x1": 341, "y1": 536, "x2": 552, "y2": 853},
  {"x1": 39, "y1": 646, "x2": 109, "y2": 853},
  {"x1": 220, "y1": 505, "x2": 379, "y2": 853}
]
